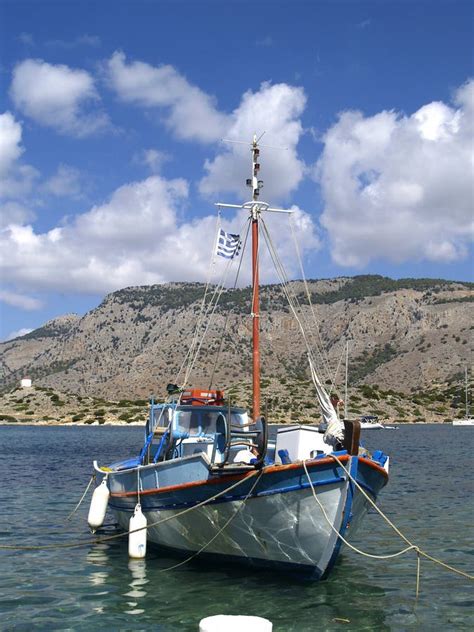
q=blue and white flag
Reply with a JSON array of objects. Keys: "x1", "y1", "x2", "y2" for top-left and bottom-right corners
[{"x1": 216, "y1": 228, "x2": 241, "y2": 259}]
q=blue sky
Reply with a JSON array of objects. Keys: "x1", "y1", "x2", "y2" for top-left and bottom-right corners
[{"x1": 0, "y1": 0, "x2": 473, "y2": 341}]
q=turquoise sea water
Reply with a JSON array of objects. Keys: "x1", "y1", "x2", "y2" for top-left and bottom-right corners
[{"x1": 0, "y1": 424, "x2": 472, "y2": 631}]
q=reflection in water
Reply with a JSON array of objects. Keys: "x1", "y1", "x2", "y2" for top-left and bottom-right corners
[
  {"x1": 87, "y1": 544, "x2": 110, "y2": 587},
  {"x1": 123, "y1": 559, "x2": 148, "y2": 615}
]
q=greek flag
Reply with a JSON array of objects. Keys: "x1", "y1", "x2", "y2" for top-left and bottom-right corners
[{"x1": 216, "y1": 228, "x2": 241, "y2": 259}]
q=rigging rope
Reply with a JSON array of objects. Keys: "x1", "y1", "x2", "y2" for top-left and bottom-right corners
[
  {"x1": 180, "y1": 214, "x2": 249, "y2": 391},
  {"x1": 208, "y1": 218, "x2": 251, "y2": 391},
  {"x1": 173, "y1": 211, "x2": 222, "y2": 386},
  {"x1": 288, "y1": 214, "x2": 333, "y2": 383},
  {"x1": 259, "y1": 219, "x2": 321, "y2": 378}
]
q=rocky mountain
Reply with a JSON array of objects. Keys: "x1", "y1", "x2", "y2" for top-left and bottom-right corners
[{"x1": 1, "y1": 275, "x2": 472, "y2": 423}]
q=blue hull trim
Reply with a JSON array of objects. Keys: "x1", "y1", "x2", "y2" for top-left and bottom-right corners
[
  {"x1": 109, "y1": 464, "x2": 381, "y2": 515},
  {"x1": 322, "y1": 455, "x2": 358, "y2": 578},
  {"x1": 108, "y1": 473, "x2": 371, "y2": 514}
]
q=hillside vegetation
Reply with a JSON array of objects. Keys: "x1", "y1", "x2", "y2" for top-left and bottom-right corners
[{"x1": 1, "y1": 275, "x2": 472, "y2": 423}]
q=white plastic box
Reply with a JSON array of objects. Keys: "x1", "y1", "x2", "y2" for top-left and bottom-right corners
[{"x1": 275, "y1": 425, "x2": 327, "y2": 464}]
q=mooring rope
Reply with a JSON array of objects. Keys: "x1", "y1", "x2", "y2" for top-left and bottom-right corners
[
  {"x1": 0, "y1": 469, "x2": 262, "y2": 552},
  {"x1": 158, "y1": 470, "x2": 264, "y2": 572},
  {"x1": 65, "y1": 474, "x2": 95, "y2": 521},
  {"x1": 302, "y1": 458, "x2": 473, "y2": 600},
  {"x1": 329, "y1": 454, "x2": 474, "y2": 581}
]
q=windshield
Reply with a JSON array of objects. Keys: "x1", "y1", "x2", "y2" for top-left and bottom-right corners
[{"x1": 174, "y1": 408, "x2": 248, "y2": 437}]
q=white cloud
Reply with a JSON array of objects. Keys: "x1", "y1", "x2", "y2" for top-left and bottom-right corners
[
  {"x1": 0, "y1": 111, "x2": 23, "y2": 175},
  {"x1": 0, "y1": 173, "x2": 320, "y2": 296},
  {"x1": 134, "y1": 148, "x2": 170, "y2": 174},
  {"x1": 106, "y1": 53, "x2": 307, "y2": 202},
  {"x1": 10, "y1": 59, "x2": 108, "y2": 137},
  {"x1": 316, "y1": 79, "x2": 474, "y2": 266},
  {"x1": 0, "y1": 201, "x2": 35, "y2": 228},
  {"x1": 0, "y1": 289, "x2": 42, "y2": 310},
  {"x1": 3, "y1": 328, "x2": 34, "y2": 342},
  {"x1": 0, "y1": 111, "x2": 39, "y2": 200},
  {"x1": 42, "y1": 164, "x2": 82, "y2": 197},
  {"x1": 106, "y1": 51, "x2": 228, "y2": 142},
  {"x1": 199, "y1": 82, "x2": 307, "y2": 201}
]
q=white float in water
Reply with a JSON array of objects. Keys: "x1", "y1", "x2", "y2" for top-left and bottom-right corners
[
  {"x1": 87, "y1": 477, "x2": 109, "y2": 532},
  {"x1": 199, "y1": 615, "x2": 272, "y2": 632},
  {"x1": 128, "y1": 503, "x2": 147, "y2": 559}
]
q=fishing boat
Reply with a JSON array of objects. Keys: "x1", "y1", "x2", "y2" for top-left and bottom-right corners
[
  {"x1": 90, "y1": 136, "x2": 390, "y2": 580},
  {"x1": 453, "y1": 368, "x2": 473, "y2": 426}
]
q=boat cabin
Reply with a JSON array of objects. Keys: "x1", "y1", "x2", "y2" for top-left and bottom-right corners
[{"x1": 145, "y1": 400, "x2": 257, "y2": 467}]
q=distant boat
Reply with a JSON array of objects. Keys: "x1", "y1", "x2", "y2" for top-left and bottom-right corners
[
  {"x1": 360, "y1": 415, "x2": 385, "y2": 429},
  {"x1": 342, "y1": 345, "x2": 397, "y2": 430},
  {"x1": 90, "y1": 135, "x2": 390, "y2": 580},
  {"x1": 453, "y1": 368, "x2": 473, "y2": 426}
]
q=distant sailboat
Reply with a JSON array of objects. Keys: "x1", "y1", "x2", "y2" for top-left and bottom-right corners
[{"x1": 453, "y1": 367, "x2": 473, "y2": 426}]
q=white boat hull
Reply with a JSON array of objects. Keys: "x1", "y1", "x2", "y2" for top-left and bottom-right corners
[{"x1": 102, "y1": 455, "x2": 387, "y2": 579}]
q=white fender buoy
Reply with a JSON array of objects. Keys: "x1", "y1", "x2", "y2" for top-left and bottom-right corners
[
  {"x1": 128, "y1": 503, "x2": 147, "y2": 559},
  {"x1": 199, "y1": 615, "x2": 272, "y2": 632},
  {"x1": 87, "y1": 478, "x2": 109, "y2": 532}
]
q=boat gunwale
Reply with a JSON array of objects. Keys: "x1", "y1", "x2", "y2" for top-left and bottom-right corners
[{"x1": 107, "y1": 454, "x2": 388, "y2": 499}]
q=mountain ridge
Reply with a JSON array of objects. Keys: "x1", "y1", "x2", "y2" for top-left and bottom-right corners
[{"x1": 1, "y1": 275, "x2": 472, "y2": 423}]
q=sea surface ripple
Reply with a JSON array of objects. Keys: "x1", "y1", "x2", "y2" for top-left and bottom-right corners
[{"x1": 0, "y1": 424, "x2": 472, "y2": 631}]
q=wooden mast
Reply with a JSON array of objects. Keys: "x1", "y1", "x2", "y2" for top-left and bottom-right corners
[
  {"x1": 251, "y1": 135, "x2": 261, "y2": 420},
  {"x1": 215, "y1": 134, "x2": 293, "y2": 420}
]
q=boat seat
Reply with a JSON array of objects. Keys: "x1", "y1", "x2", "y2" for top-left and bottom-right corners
[{"x1": 154, "y1": 426, "x2": 167, "y2": 436}]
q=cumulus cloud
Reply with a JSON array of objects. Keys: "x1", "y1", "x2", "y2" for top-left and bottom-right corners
[
  {"x1": 0, "y1": 173, "x2": 320, "y2": 296},
  {"x1": 134, "y1": 148, "x2": 170, "y2": 174},
  {"x1": 0, "y1": 201, "x2": 35, "y2": 228},
  {"x1": 200, "y1": 82, "x2": 307, "y2": 201},
  {"x1": 10, "y1": 59, "x2": 108, "y2": 137},
  {"x1": 106, "y1": 51, "x2": 228, "y2": 142},
  {"x1": 0, "y1": 289, "x2": 42, "y2": 310},
  {"x1": 316, "y1": 79, "x2": 474, "y2": 266},
  {"x1": 106, "y1": 53, "x2": 307, "y2": 201},
  {"x1": 0, "y1": 111, "x2": 39, "y2": 200},
  {"x1": 42, "y1": 164, "x2": 82, "y2": 197},
  {"x1": 0, "y1": 111, "x2": 23, "y2": 175}
]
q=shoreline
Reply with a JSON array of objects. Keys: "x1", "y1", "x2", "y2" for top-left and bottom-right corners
[{"x1": 0, "y1": 420, "x2": 451, "y2": 427}]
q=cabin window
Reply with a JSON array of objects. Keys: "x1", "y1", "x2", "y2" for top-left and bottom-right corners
[{"x1": 174, "y1": 409, "x2": 248, "y2": 437}]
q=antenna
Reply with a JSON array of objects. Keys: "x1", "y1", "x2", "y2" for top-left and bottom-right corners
[
  {"x1": 216, "y1": 134, "x2": 293, "y2": 215},
  {"x1": 221, "y1": 136, "x2": 289, "y2": 151}
]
